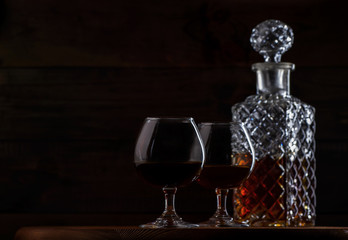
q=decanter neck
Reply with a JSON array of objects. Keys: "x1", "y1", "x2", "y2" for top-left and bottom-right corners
[{"x1": 252, "y1": 62, "x2": 295, "y2": 96}]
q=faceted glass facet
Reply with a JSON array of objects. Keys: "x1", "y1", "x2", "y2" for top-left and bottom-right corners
[{"x1": 250, "y1": 19, "x2": 294, "y2": 63}]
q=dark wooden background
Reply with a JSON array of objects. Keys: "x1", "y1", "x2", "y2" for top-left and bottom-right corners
[{"x1": 0, "y1": 0, "x2": 347, "y2": 239}]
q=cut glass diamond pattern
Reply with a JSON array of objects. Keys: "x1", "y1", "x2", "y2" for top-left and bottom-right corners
[
  {"x1": 232, "y1": 19, "x2": 315, "y2": 227},
  {"x1": 232, "y1": 94, "x2": 316, "y2": 226}
]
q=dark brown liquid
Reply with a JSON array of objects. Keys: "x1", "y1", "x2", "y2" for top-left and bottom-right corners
[
  {"x1": 197, "y1": 165, "x2": 250, "y2": 189},
  {"x1": 135, "y1": 161, "x2": 202, "y2": 187}
]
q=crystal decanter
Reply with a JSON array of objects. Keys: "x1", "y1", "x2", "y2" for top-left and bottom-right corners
[{"x1": 232, "y1": 20, "x2": 316, "y2": 227}]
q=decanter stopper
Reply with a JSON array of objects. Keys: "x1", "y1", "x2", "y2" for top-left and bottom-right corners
[{"x1": 250, "y1": 19, "x2": 294, "y2": 63}]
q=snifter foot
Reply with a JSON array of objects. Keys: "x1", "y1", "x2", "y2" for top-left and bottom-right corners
[
  {"x1": 140, "y1": 187, "x2": 198, "y2": 228},
  {"x1": 140, "y1": 216, "x2": 198, "y2": 228},
  {"x1": 199, "y1": 215, "x2": 248, "y2": 228}
]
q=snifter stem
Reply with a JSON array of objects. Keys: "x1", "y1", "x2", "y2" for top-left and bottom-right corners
[
  {"x1": 215, "y1": 188, "x2": 230, "y2": 218},
  {"x1": 200, "y1": 187, "x2": 248, "y2": 227},
  {"x1": 161, "y1": 187, "x2": 179, "y2": 219}
]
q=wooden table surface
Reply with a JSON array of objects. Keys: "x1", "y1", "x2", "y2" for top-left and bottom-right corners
[{"x1": 15, "y1": 226, "x2": 348, "y2": 240}]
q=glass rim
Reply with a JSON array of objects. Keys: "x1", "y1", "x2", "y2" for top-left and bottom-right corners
[
  {"x1": 199, "y1": 121, "x2": 244, "y2": 126},
  {"x1": 145, "y1": 117, "x2": 194, "y2": 122}
]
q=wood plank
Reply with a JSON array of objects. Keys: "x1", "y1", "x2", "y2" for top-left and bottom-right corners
[
  {"x1": 14, "y1": 226, "x2": 348, "y2": 240},
  {"x1": 0, "y1": 0, "x2": 347, "y2": 67},
  {"x1": 0, "y1": 214, "x2": 346, "y2": 240},
  {"x1": 0, "y1": 67, "x2": 346, "y2": 140}
]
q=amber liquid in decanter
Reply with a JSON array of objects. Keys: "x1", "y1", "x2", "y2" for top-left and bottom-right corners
[
  {"x1": 234, "y1": 156, "x2": 286, "y2": 226},
  {"x1": 234, "y1": 155, "x2": 316, "y2": 227}
]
